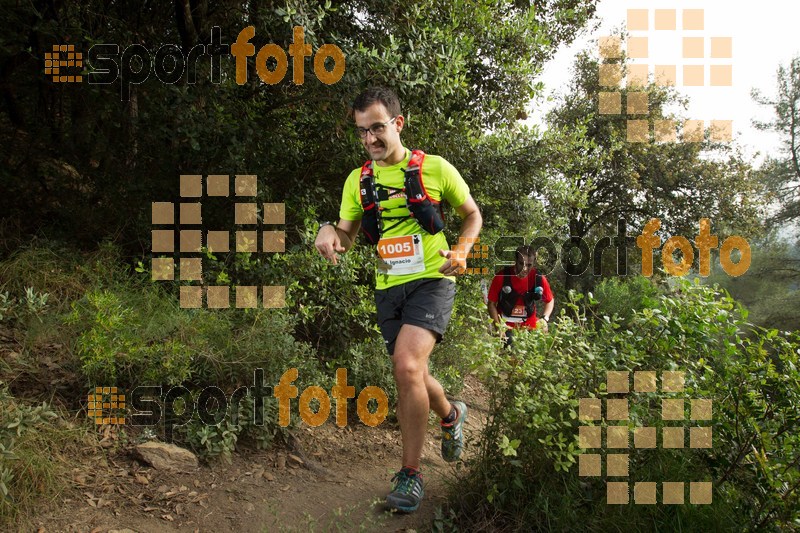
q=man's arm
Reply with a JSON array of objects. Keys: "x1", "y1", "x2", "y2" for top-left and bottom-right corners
[
  {"x1": 315, "y1": 218, "x2": 361, "y2": 265},
  {"x1": 486, "y1": 273, "x2": 505, "y2": 324},
  {"x1": 438, "y1": 195, "x2": 482, "y2": 275},
  {"x1": 487, "y1": 300, "x2": 501, "y2": 324},
  {"x1": 540, "y1": 276, "x2": 555, "y2": 321},
  {"x1": 542, "y1": 298, "x2": 554, "y2": 321}
]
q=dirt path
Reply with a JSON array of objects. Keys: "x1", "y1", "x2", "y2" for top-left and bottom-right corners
[{"x1": 28, "y1": 376, "x2": 489, "y2": 532}]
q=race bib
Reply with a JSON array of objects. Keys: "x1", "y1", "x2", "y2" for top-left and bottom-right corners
[
  {"x1": 500, "y1": 303, "x2": 527, "y2": 323},
  {"x1": 377, "y1": 234, "x2": 425, "y2": 275}
]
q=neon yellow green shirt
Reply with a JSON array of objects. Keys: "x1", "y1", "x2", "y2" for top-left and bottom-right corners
[{"x1": 339, "y1": 148, "x2": 470, "y2": 290}]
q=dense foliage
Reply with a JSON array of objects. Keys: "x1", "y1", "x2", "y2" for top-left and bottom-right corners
[
  {"x1": 446, "y1": 280, "x2": 800, "y2": 531},
  {"x1": 0, "y1": 0, "x2": 597, "y2": 249},
  {"x1": 1, "y1": 2, "x2": 798, "y2": 530}
]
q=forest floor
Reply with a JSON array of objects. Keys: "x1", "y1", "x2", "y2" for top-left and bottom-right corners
[{"x1": 3, "y1": 325, "x2": 490, "y2": 533}]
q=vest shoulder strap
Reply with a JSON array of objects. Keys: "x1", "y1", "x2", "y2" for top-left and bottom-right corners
[{"x1": 357, "y1": 149, "x2": 446, "y2": 241}]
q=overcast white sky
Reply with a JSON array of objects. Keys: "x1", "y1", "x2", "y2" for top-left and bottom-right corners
[{"x1": 530, "y1": 0, "x2": 800, "y2": 161}]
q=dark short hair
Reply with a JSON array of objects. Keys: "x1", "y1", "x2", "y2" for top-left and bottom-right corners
[
  {"x1": 515, "y1": 245, "x2": 537, "y2": 261},
  {"x1": 352, "y1": 87, "x2": 401, "y2": 117}
]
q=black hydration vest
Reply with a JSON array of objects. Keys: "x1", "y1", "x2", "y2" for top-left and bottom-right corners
[
  {"x1": 358, "y1": 149, "x2": 445, "y2": 245},
  {"x1": 497, "y1": 266, "x2": 543, "y2": 319}
]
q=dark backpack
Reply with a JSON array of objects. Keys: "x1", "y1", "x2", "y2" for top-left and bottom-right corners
[{"x1": 497, "y1": 266, "x2": 543, "y2": 319}]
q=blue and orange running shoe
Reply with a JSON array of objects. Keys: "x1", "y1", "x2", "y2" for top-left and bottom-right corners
[
  {"x1": 386, "y1": 467, "x2": 424, "y2": 513},
  {"x1": 441, "y1": 400, "x2": 467, "y2": 462}
]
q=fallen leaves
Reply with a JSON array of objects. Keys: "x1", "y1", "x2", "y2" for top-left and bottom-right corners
[{"x1": 83, "y1": 492, "x2": 112, "y2": 508}]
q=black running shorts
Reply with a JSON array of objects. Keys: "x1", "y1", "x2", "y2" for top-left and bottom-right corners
[{"x1": 374, "y1": 278, "x2": 456, "y2": 356}]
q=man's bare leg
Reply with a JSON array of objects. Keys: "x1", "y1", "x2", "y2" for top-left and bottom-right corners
[
  {"x1": 392, "y1": 323, "x2": 452, "y2": 468},
  {"x1": 425, "y1": 369, "x2": 451, "y2": 419}
]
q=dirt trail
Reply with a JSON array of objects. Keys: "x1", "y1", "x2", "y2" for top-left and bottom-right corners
[{"x1": 28, "y1": 376, "x2": 490, "y2": 532}]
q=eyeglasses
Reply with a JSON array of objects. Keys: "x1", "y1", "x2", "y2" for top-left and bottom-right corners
[{"x1": 355, "y1": 116, "x2": 398, "y2": 139}]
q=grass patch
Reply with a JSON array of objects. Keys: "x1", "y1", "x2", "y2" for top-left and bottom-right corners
[{"x1": 0, "y1": 388, "x2": 83, "y2": 530}]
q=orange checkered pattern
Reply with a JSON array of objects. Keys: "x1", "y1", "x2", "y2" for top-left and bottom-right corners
[
  {"x1": 151, "y1": 175, "x2": 286, "y2": 309},
  {"x1": 598, "y1": 8, "x2": 733, "y2": 143},
  {"x1": 45, "y1": 44, "x2": 83, "y2": 83},
  {"x1": 578, "y1": 370, "x2": 713, "y2": 505},
  {"x1": 458, "y1": 236, "x2": 491, "y2": 275},
  {"x1": 87, "y1": 387, "x2": 126, "y2": 425}
]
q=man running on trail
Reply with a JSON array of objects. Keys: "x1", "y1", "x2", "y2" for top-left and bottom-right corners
[
  {"x1": 314, "y1": 86, "x2": 482, "y2": 513},
  {"x1": 487, "y1": 245, "x2": 554, "y2": 346}
]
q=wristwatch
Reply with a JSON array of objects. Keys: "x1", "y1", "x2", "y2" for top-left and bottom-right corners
[
  {"x1": 318, "y1": 221, "x2": 335, "y2": 230},
  {"x1": 542, "y1": 316, "x2": 549, "y2": 322}
]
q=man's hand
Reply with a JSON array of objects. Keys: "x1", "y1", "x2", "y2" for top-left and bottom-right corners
[
  {"x1": 440, "y1": 196, "x2": 481, "y2": 276},
  {"x1": 315, "y1": 225, "x2": 346, "y2": 265},
  {"x1": 538, "y1": 319, "x2": 549, "y2": 333},
  {"x1": 438, "y1": 248, "x2": 467, "y2": 276}
]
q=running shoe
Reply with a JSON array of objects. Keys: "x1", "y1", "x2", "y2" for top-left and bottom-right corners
[
  {"x1": 441, "y1": 400, "x2": 467, "y2": 462},
  {"x1": 386, "y1": 467, "x2": 424, "y2": 512}
]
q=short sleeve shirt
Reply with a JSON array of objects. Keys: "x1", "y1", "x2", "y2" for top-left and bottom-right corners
[
  {"x1": 339, "y1": 148, "x2": 470, "y2": 290},
  {"x1": 488, "y1": 268, "x2": 553, "y2": 329}
]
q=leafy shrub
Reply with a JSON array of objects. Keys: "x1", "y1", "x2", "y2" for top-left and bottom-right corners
[
  {"x1": 65, "y1": 278, "x2": 322, "y2": 389},
  {"x1": 432, "y1": 276, "x2": 494, "y2": 396},
  {"x1": 593, "y1": 275, "x2": 660, "y2": 325},
  {"x1": 0, "y1": 287, "x2": 50, "y2": 324},
  {"x1": 65, "y1": 287, "x2": 195, "y2": 387},
  {"x1": 334, "y1": 338, "x2": 397, "y2": 407},
  {"x1": 179, "y1": 391, "x2": 285, "y2": 462},
  {"x1": 270, "y1": 219, "x2": 380, "y2": 362},
  {"x1": 191, "y1": 307, "x2": 323, "y2": 389},
  {"x1": 0, "y1": 291, "x2": 11, "y2": 322},
  {"x1": 164, "y1": 212, "x2": 382, "y2": 364},
  {"x1": 449, "y1": 279, "x2": 800, "y2": 531}
]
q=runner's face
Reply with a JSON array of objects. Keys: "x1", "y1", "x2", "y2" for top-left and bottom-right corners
[
  {"x1": 515, "y1": 255, "x2": 535, "y2": 277},
  {"x1": 354, "y1": 103, "x2": 404, "y2": 165}
]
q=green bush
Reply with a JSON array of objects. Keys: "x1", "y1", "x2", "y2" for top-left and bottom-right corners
[
  {"x1": 65, "y1": 287, "x2": 196, "y2": 387},
  {"x1": 0, "y1": 287, "x2": 49, "y2": 325},
  {"x1": 271, "y1": 218, "x2": 380, "y2": 362},
  {"x1": 64, "y1": 279, "x2": 322, "y2": 388},
  {"x1": 592, "y1": 275, "x2": 660, "y2": 325},
  {"x1": 333, "y1": 338, "x2": 396, "y2": 406},
  {"x1": 178, "y1": 391, "x2": 285, "y2": 462},
  {"x1": 432, "y1": 276, "x2": 494, "y2": 396},
  {"x1": 448, "y1": 279, "x2": 800, "y2": 531}
]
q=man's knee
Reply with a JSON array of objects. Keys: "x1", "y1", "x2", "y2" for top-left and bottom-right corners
[{"x1": 392, "y1": 353, "x2": 425, "y2": 387}]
